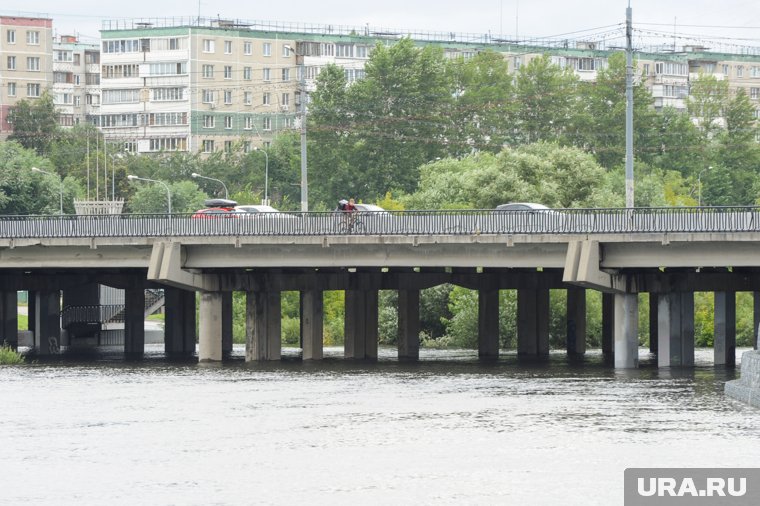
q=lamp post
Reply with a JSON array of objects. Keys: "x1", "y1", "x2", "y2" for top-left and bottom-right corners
[
  {"x1": 108, "y1": 152, "x2": 125, "y2": 201},
  {"x1": 284, "y1": 44, "x2": 308, "y2": 212},
  {"x1": 191, "y1": 172, "x2": 229, "y2": 200},
  {"x1": 253, "y1": 146, "x2": 269, "y2": 205},
  {"x1": 698, "y1": 166, "x2": 712, "y2": 207},
  {"x1": 31, "y1": 167, "x2": 63, "y2": 215},
  {"x1": 127, "y1": 175, "x2": 172, "y2": 215}
]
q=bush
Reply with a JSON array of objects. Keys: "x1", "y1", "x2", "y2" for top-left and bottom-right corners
[{"x1": 0, "y1": 342, "x2": 24, "y2": 365}]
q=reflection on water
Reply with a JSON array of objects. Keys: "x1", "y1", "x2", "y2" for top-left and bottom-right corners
[{"x1": 2, "y1": 347, "x2": 759, "y2": 505}]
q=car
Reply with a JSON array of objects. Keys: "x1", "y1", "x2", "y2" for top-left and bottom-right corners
[
  {"x1": 234, "y1": 204, "x2": 291, "y2": 215},
  {"x1": 493, "y1": 203, "x2": 562, "y2": 233},
  {"x1": 191, "y1": 198, "x2": 238, "y2": 219},
  {"x1": 495, "y1": 202, "x2": 551, "y2": 212},
  {"x1": 353, "y1": 203, "x2": 389, "y2": 214}
]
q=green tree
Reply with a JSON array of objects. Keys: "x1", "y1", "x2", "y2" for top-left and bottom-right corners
[
  {"x1": 126, "y1": 180, "x2": 208, "y2": 214},
  {"x1": 0, "y1": 141, "x2": 68, "y2": 214},
  {"x1": 8, "y1": 92, "x2": 60, "y2": 155},
  {"x1": 687, "y1": 74, "x2": 729, "y2": 140}
]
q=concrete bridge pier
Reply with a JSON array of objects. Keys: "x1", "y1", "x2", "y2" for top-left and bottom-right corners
[
  {"x1": 199, "y1": 291, "x2": 224, "y2": 362},
  {"x1": 566, "y1": 287, "x2": 586, "y2": 356},
  {"x1": 657, "y1": 292, "x2": 695, "y2": 367},
  {"x1": 344, "y1": 288, "x2": 379, "y2": 360},
  {"x1": 398, "y1": 289, "x2": 420, "y2": 361},
  {"x1": 649, "y1": 294, "x2": 659, "y2": 354},
  {"x1": 517, "y1": 288, "x2": 550, "y2": 358},
  {"x1": 124, "y1": 286, "x2": 145, "y2": 358},
  {"x1": 614, "y1": 293, "x2": 639, "y2": 368},
  {"x1": 301, "y1": 290, "x2": 324, "y2": 360},
  {"x1": 602, "y1": 293, "x2": 614, "y2": 357},
  {"x1": 246, "y1": 290, "x2": 282, "y2": 361},
  {"x1": 164, "y1": 287, "x2": 196, "y2": 358},
  {"x1": 34, "y1": 290, "x2": 61, "y2": 355},
  {"x1": 754, "y1": 292, "x2": 760, "y2": 350},
  {"x1": 0, "y1": 290, "x2": 18, "y2": 349},
  {"x1": 714, "y1": 291, "x2": 736, "y2": 367}
]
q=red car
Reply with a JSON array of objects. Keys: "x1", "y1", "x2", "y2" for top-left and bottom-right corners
[{"x1": 191, "y1": 199, "x2": 239, "y2": 219}]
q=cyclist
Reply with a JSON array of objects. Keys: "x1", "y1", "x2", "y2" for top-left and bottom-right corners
[{"x1": 337, "y1": 198, "x2": 358, "y2": 231}]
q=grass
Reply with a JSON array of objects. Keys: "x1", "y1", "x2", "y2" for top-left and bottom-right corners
[
  {"x1": 146, "y1": 313, "x2": 165, "y2": 322},
  {"x1": 0, "y1": 342, "x2": 25, "y2": 365},
  {"x1": 18, "y1": 314, "x2": 28, "y2": 330}
]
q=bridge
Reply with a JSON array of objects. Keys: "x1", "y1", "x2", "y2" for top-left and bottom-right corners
[{"x1": 2, "y1": 206, "x2": 760, "y2": 368}]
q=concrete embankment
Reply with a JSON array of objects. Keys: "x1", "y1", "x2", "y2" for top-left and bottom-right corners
[{"x1": 725, "y1": 351, "x2": 760, "y2": 408}]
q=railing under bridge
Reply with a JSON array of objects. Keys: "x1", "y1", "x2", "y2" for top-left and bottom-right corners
[{"x1": 2, "y1": 207, "x2": 760, "y2": 239}]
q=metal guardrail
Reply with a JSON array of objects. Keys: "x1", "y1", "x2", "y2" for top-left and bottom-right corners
[
  {"x1": 2, "y1": 207, "x2": 760, "y2": 239},
  {"x1": 61, "y1": 304, "x2": 126, "y2": 327}
]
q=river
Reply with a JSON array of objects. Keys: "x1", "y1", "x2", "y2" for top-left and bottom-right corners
[{"x1": 1, "y1": 346, "x2": 759, "y2": 505}]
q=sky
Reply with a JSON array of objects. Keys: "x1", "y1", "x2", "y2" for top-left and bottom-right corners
[{"x1": 2, "y1": 0, "x2": 759, "y2": 51}]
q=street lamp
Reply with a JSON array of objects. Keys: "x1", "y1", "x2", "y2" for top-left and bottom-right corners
[
  {"x1": 127, "y1": 175, "x2": 172, "y2": 215},
  {"x1": 284, "y1": 44, "x2": 308, "y2": 212},
  {"x1": 698, "y1": 166, "x2": 712, "y2": 207},
  {"x1": 253, "y1": 146, "x2": 269, "y2": 205},
  {"x1": 108, "y1": 152, "x2": 125, "y2": 201},
  {"x1": 31, "y1": 167, "x2": 63, "y2": 215},
  {"x1": 191, "y1": 172, "x2": 229, "y2": 200}
]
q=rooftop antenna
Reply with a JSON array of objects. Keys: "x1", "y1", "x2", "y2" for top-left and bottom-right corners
[{"x1": 673, "y1": 16, "x2": 677, "y2": 52}]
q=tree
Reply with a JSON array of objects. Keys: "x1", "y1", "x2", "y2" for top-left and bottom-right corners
[
  {"x1": 687, "y1": 74, "x2": 729, "y2": 140},
  {"x1": 0, "y1": 141, "x2": 64, "y2": 214},
  {"x1": 8, "y1": 92, "x2": 60, "y2": 155},
  {"x1": 126, "y1": 180, "x2": 207, "y2": 214}
]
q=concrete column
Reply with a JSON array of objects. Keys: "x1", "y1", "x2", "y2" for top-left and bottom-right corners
[
  {"x1": 199, "y1": 292, "x2": 223, "y2": 362},
  {"x1": 649, "y1": 294, "x2": 659, "y2": 354},
  {"x1": 714, "y1": 291, "x2": 736, "y2": 367},
  {"x1": 246, "y1": 290, "x2": 282, "y2": 361},
  {"x1": 221, "y1": 292, "x2": 233, "y2": 357},
  {"x1": 301, "y1": 290, "x2": 324, "y2": 360},
  {"x1": 164, "y1": 287, "x2": 196, "y2": 357},
  {"x1": 28, "y1": 291, "x2": 36, "y2": 334},
  {"x1": 602, "y1": 293, "x2": 614, "y2": 356},
  {"x1": 398, "y1": 289, "x2": 420, "y2": 361},
  {"x1": 344, "y1": 289, "x2": 379, "y2": 360},
  {"x1": 478, "y1": 288, "x2": 499, "y2": 359},
  {"x1": 34, "y1": 290, "x2": 61, "y2": 355},
  {"x1": 754, "y1": 292, "x2": 760, "y2": 350},
  {"x1": 614, "y1": 293, "x2": 639, "y2": 368},
  {"x1": 657, "y1": 292, "x2": 695, "y2": 367},
  {"x1": 566, "y1": 287, "x2": 586, "y2": 356},
  {"x1": 517, "y1": 288, "x2": 550, "y2": 357},
  {"x1": 124, "y1": 287, "x2": 145, "y2": 358},
  {"x1": 0, "y1": 290, "x2": 18, "y2": 349}
]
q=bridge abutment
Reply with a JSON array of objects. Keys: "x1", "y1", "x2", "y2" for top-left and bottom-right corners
[{"x1": 614, "y1": 293, "x2": 639, "y2": 368}]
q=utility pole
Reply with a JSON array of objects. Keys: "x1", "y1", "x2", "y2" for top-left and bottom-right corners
[
  {"x1": 625, "y1": 2, "x2": 634, "y2": 208},
  {"x1": 298, "y1": 51, "x2": 308, "y2": 212}
]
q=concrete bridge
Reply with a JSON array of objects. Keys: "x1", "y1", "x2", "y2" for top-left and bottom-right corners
[{"x1": 2, "y1": 207, "x2": 760, "y2": 368}]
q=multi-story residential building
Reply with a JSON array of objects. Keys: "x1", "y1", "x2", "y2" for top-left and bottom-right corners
[
  {"x1": 52, "y1": 35, "x2": 101, "y2": 127},
  {"x1": 0, "y1": 16, "x2": 53, "y2": 138}
]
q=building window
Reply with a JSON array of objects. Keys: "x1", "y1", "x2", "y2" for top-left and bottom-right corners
[
  {"x1": 54, "y1": 50, "x2": 73, "y2": 62},
  {"x1": 336, "y1": 44, "x2": 353, "y2": 58},
  {"x1": 263, "y1": 68, "x2": 271, "y2": 81},
  {"x1": 224, "y1": 116, "x2": 232, "y2": 129},
  {"x1": 202, "y1": 65, "x2": 214, "y2": 78},
  {"x1": 27, "y1": 57, "x2": 40, "y2": 71},
  {"x1": 7, "y1": 56, "x2": 15, "y2": 70},
  {"x1": 282, "y1": 68, "x2": 290, "y2": 81},
  {"x1": 203, "y1": 115, "x2": 215, "y2": 128},
  {"x1": 224, "y1": 90, "x2": 232, "y2": 104},
  {"x1": 244, "y1": 41, "x2": 252, "y2": 55},
  {"x1": 263, "y1": 117, "x2": 271, "y2": 131},
  {"x1": 149, "y1": 137, "x2": 187, "y2": 151},
  {"x1": 263, "y1": 92, "x2": 270, "y2": 105},
  {"x1": 152, "y1": 87, "x2": 185, "y2": 101},
  {"x1": 74, "y1": 96, "x2": 81, "y2": 106},
  {"x1": 243, "y1": 66, "x2": 252, "y2": 80},
  {"x1": 224, "y1": 41, "x2": 232, "y2": 54},
  {"x1": 26, "y1": 31, "x2": 40, "y2": 45},
  {"x1": 75, "y1": 75, "x2": 81, "y2": 85},
  {"x1": 224, "y1": 65, "x2": 232, "y2": 79},
  {"x1": 202, "y1": 89, "x2": 215, "y2": 103},
  {"x1": 149, "y1": 62, "x2": 187, "y2": 75},
  {"x1": 752, "y1": 66, "x2": 760, "y2": 78},
  {"x1": 224, "y1": 141, "x2": 233, "y2": 153},
  {"x1": 244, "y1": 117, "x2": 253, "y2": 130},
  {"x1": 281, "y1": 93, "x2": 290, "y2": 106},
  {"x1": 102, "y1": 39, "x2": 140, "y2": 53},
  {"x1": 244, "y1": 91, "x2": 252, "y2": 105},
  {"x1": 737, "y1": 66, "x2": 744, "y2": 78},
  {"x1": 263, "y1": 42, "x2": 271, "y2": 56},
  {"x1": 751, "y1": 88, "x2": 760, "y2": 100},
  {"x1": 73, "y1": 53, "x2": 81, "y2": 65},
  {"x1": 723, "y1": 64, "x2": 730, "y2": 75},
  {"x1": 203, "y1": 140, "x2": 215, "y2": 153},
  {"x1": 27, "y1": 83, "x2": 41, "y2": 97},
  {"x1": 8, "y1": 82, "x2": 16, "y2": 96},
  {"x1": 203, "y1": 39, "x2": 215, "y2": 53},
  {"x1": 102, "y1": 89, "x2": 140, "y2": 104},
  {"x1": 642, "y1": 64, "x2": 650, "y2": 76},
  {"x1": 243, "y1": 141, "x2": 252, "y2": 153},
  {"x1": 282, "y1": 45, "x2": 292, "y2": 57},
  {"x1": 356, "y1": 46, "x2": 368, "y2": 58},
  {"x1": 169, "y1": 38, "x2": 181, "y2": 50},
  {"x1": 7, "y1": 29, "x2": 15, "y2": 44},
  {"x1": 148, "y1": 112, "x2": 187, "y2": 126}
]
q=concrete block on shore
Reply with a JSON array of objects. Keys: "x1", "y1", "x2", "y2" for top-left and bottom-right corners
[{"x1": 725, "y1": 351, "x2": 760, "y2": 408}]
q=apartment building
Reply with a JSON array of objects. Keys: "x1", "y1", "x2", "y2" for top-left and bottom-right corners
[
  {"x1": 0, "y1": 16, "x2": 53, "y2": 138},
  {"x1": 52, "y1": 35, "x2": 101, "y2": 127}
]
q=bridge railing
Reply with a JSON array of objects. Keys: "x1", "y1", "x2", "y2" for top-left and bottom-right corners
[{"x1": 2, "y1": 207, "x2": 760, "y2": 238}]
